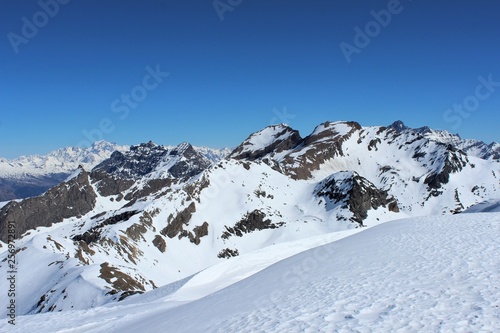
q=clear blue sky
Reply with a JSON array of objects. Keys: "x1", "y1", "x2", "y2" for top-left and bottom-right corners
[{"x1": 1, "y1": 0, "x2": 499, "y2": 158}]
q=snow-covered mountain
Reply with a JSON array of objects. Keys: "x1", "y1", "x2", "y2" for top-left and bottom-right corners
[
  {"x1": 0, "y1": 141, "x2": 231, "y2": 201},
  {"x1": 0, "y1": 120, "x2": 498, "y2": 321}
]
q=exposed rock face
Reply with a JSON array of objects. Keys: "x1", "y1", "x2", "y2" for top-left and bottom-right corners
[
  {"x1": 98, "y1": 262, "x2": 145, "y2": 295},
  {"x1": 218, "y1": 248, "x2": 239, "y2": 258},
  {"x1": 152, "y1": 235, "x2": 167, "y2": 253},
  {"x1": 315, "y1": 171, "x2": 398, "y2": 225},
  {"x1": 221, "y1": 210, "x2": 285, "y2": 239},
  {"x1": 93, "y1": 142, "x2": 169, "y2": 179},
  {"x1": 231, "y1": 121, "x2": 364, "y2": 180},
  {"x1": 90, "y1": 170, "x2": 134, "y2": 197},
  {"x1": 424, "y1": 145, "x2": 469, "y2": 190},
  {"x1": 161, "y1": 202, "x2": 197, "y2": 239},
  {"x1": 229, "y1": 124, "x2": 302, "y2": 160},
  {"x1": 387, "y1": 120, "x2": 409, "y2": 132},
  {"x1": 72, "y1": 210, "x2": 140, "y2": 245},
  {"x1": 90, "y1": 141, "x2": 211, "y2": 202},
  {"x1": 92, "y1": 141, "x2": 212, "y2": 181},
  {"x1": 0, "y1": 169, "x2": 97, "y2": 242},
  {"x1": 177, "y1": 221, "x2": 210, "y2": 245},
  {"x1": 389, "y1": 120, "x2": 500, "y2": 161},
  {"x1": 280, "y1": 121, "x2": 362, "y2": 179},
  {"x1": 0, "y1": 141, "x2": 214, "y2": 244},
  {"x1": 167, "y1": 143, "x2": 212, "y2": 179}
]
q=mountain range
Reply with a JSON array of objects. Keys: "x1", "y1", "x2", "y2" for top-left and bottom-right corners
[
  {"x1": 0, "y1": 120, "x2": 498, "y2": 319},
  {"x1": 0, "y1": 141, "x2": 231, "y2": 201}
]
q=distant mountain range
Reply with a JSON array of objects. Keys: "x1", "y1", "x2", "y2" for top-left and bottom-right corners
[
  {"x1": 0, "y1": 120, "x2": 498, "y2": 317},
  {"x1": 389, "y1": 120, "x2": 500, "y2": 160},
  {"x1": 0, "y1": 141, "x2": 231, "y2": 201}
]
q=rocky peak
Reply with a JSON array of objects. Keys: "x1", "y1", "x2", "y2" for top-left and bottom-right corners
[
  {"x1": 92, "y1": 141, "x2": 212, "y2": 181},
  {"x1": 92, "y1": 142, "x2": 169, "y2": 179},
  {"x1": 229, "y1": 124, "x2": 302, "y2": 160},
  {"x1": 166, "y1": 142, "x2": 212, "y2": 179},
  {"x1": 387, "y1": 120, "x2": 409, "y2": 133}
]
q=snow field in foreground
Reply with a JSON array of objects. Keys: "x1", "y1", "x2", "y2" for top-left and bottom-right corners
[{"x1": 2, "y1": 213, "x2": 499, "y2": 332}]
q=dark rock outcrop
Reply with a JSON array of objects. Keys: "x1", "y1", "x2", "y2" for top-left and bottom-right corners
[
  {"x1": 167, "y1": 143, "x2": 212, "y2": 178},
  {"x1": 281, "y1": 121, "x2": 361, "y2": 179},
  {"x1": 0, "y1": 170, "x2": 97, "y2": 242},
  {"x1": 72, "y1": 210, "x2": 140, "y2": 245},
  {"x1": 185, "y1": 221, "x2": 209, "y2": 245},
  {"x1": 160, "y1": 202, "x2": 197, "y2": 239},
  {"x1": 90, "y1": 170, "x2": 134, "y2": 197},
  {"x1": 315, "y1": 172, "x2": 399, "y2": 225},
  {"x1": 424, "y1": 145, "x2": 468, "y2": 190},
  {"x1": 221, "y1": 210, "x2": 285, "y2": 239},
  {"x1": 217, "y1": 248, "x2": 239, "y2": 258},
  {"x1": 92, "y1": 141, "x2": 211, "y2": 181},
  {"x1": 99, "y1": 262, "x2": 145, "y2": 296},
  {"x1": 92, "y1": 142, "x2": 168, "y2": 179},
  {"x1": 152, "y1": 235, "x2": 166, "y2": 252},
  {"x1": 387, "y1": 120, "x2": 409, "y2": 133}
]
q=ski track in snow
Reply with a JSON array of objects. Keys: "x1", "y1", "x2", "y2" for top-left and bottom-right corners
[{"x1": 3, "y1": 213, "x2": 499, "y2": 332}]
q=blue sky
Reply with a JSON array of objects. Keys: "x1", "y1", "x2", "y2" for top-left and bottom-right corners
[{"x1": 1, "y1": 0, "x2": 499, "y2": 158}]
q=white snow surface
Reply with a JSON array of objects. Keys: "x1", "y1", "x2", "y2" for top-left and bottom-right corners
[
  {"x1": 4, "y1": 213, "x2": 499, "y2": 332},
  {"x1": 463, "y1": 199, "x2": 500, "y2": 213}
]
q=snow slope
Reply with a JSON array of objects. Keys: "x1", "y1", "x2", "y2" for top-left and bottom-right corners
[
  {"x1": 4, "y1": 213, "x2": 499, "y2": 332},
  {"x1": 463, "y1": 199, "x2": 500, "y2": 213}
]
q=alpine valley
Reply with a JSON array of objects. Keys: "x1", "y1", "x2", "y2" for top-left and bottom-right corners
[{"x1": 0, "y1": 120, "x2": 499, "y2": 322}]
